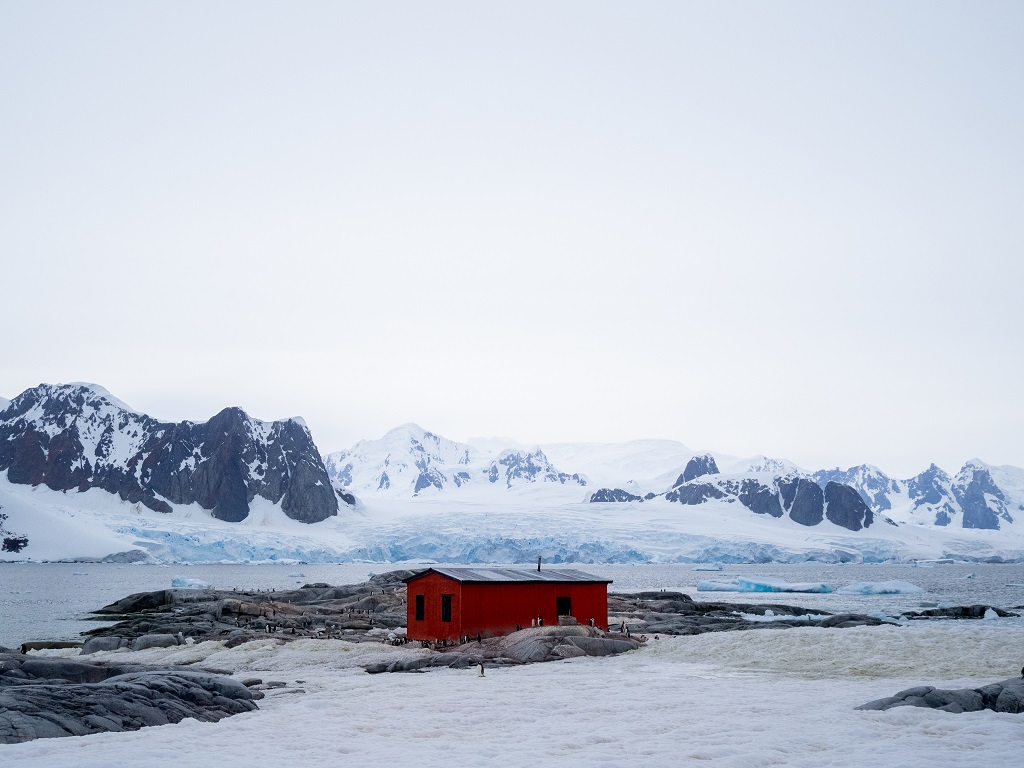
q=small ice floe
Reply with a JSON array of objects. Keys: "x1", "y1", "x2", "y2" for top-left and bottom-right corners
[
  {"x1": 733, "y1": 610, "x2": 830, "y2": 623},
  {"x1": 171, "y1": 576, "x2": 212, "y2": 589},
  {"x1": 697, "y1": 577, "x2": 832, "y2": 594},
  {"x1": 983, "y1": 608, "x2": 1000, "y2": 620},
  {"x1": 72, "y1": 572, "x2": 89, "y2": 576},
  {"x1": 691, "y1": 563, "x2": 724, "y2": 572},
  {"x1": 836, "y1": 580, "x2": 924, "y2": 595},
  {"x1": 287, "y1": 572, "x2": 305, "y2": 578}
]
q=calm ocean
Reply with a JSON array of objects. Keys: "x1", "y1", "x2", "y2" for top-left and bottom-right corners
[{"x1": 3, "y1": 561, "x2": 1024, "y2": 647}]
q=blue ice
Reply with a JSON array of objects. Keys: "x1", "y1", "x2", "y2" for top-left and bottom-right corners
[
  {"x1": 697, "y1": 577, "x2": 832, "y2": 594},
  {"x1": 836, "y1": 580, "x2": 924, "y2": 595}
]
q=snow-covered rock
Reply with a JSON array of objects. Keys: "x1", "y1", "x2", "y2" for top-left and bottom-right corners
[
  {"x1": 324, "y1": 425, "x2": 586, "y2": 496},
  {"x1": 0, "y1": 382, "x2": 346, "y2": 525},
  {"x1": 812, "y1": 460, "x2": 1023, "y2": 532}
]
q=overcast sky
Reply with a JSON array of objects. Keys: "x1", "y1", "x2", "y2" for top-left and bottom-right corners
[{"x1": 1, "y1": 1, "x2": 1021, "y2": 478}]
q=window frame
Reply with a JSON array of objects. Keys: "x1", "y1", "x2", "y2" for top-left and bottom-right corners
[{"x1": 415, "y1": 594, "x2": 425, "y2": 621}]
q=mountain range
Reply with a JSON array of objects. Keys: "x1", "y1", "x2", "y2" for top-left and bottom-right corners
[
  {"x1": 1, "y1": 382, "x2": 1022, "y2": 563},
  {"x1": 0, "y1": 383, "x2": 348, "y2": 532}
]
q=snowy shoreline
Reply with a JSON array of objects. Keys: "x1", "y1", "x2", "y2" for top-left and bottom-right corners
[{"x1": 5, "y1": 619, "x2": 1024, "y2": 766}]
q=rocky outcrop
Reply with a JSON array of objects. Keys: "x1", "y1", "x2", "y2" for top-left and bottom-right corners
[
  {"x1": 954, "y1": 463, "x2": 1013, "y2": 530},
  {"x1": 900, "y1": 604, "x2": 1016, "y2": 620},
  {"x1": 0, "y1": 653, "x2": 257, "y2": 743},
  {"x1": 487, "y1": 449, "x2": 587, "y2": 488},
  {"x1": 589, "y1": 488, "x2": 643, "y2": 503},
  {"x1": 663, "y1": 474, "x2": 865, "y2": 529},
  {"x1": 857, "y1": 677, "x2": 1024, "y2": 714},
  {"x1": 823, "y1": 482, "x2": 874, "y2": 531},
  {"x1": 0, "y1": 509, "x2": 28, "y2": 553},
  {"x1": 664, "y1": 481, "x2": 726, "y2": 505},
  {"x1": 675, "y1": 454, "x2": 720, "y2": 485},
  {"x1": 83, "y1": 572, "x2": 415, "y2": 647},
  {"x1": 779, "y1": 477, "x2": 824, "y2": 526},
  {"x1": 607, "y1": 591, "x2": 886, "y2": 635},
  {"x1": 364, "y1": 625, "x2": 642, "y2": 673},
  {"x1": 813, "y1": 464, "x2": 898, "y2": 512},
  {"x1": 0, "y1": 383, "x2": 348, "y2": 524}
]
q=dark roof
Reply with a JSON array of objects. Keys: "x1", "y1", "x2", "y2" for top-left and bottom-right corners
[{"x1": 402, "y1": 567, "x2": 612, "y2": 585}]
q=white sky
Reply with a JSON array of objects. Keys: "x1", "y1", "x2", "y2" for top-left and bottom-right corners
[{"x1": 1, "y1": 1, "x2": 1021, "y2": 479}]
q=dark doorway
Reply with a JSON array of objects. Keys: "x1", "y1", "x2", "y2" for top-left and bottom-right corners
[
  {"x1": 556, "y1": 596, "x2": 572, "y2": 616},
  {"x1": 415, "y1": 594, "x2": 425, "y2": 621}
]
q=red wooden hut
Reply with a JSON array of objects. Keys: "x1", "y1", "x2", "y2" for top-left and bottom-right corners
[{"x1": 403, "y1": 567, "x2": 612, "y2": 642}]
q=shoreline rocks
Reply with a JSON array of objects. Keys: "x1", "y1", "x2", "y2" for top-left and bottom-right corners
[
  {"x1": 0, "y1": 652, "x2": 257, "y2": 744},
  {"x1": 858, "y1": 677, "x2": 1024, "y2": 714}
]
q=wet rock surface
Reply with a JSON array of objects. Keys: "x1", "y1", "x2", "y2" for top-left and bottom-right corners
[
  {"x1": 900, "y1": 604, "x2": 1016, "y2": 619},
  {"x1": 83, "y1": 570, "x2": 414, "y2": 648},
  {"x1": 857, "y1": 677, "x2": 1024, "y2": 713},
  {"x1": 607, "y1": 591, "x2": 886, "y2": 635},
  {"x1": 0, "y1": 652, "x2": 257, "y2": 743},
  {"x1": 364, "y1": 626, "x2": 642, "y2": 674}
]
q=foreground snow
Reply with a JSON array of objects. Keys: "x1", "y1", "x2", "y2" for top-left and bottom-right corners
[{"x1": 5, "y1": 620, "x2": 1024, "y2": 766}]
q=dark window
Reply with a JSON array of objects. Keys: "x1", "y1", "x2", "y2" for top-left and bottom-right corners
[
  {"x1": 441, "y1": 594, "x2": 453, "y2": 622},
  {"x1": 556, "y1": 596, "x2": 572, "y2": 616},
  {"x1": 415, "y1": 594, "x2": 425, "y2": 621}
]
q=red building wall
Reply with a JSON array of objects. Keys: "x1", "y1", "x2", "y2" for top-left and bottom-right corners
[
  {"x1": 406, "y1": 571, "x2": 465, "y2": 642},
  {"x1": 406, "y1": 572, "x2": 609, "y2": 642}
]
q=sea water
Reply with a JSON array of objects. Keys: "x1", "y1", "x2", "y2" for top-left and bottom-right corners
[{"x1": 2, "y1": 561, "x2": 1024, "y2": 648}]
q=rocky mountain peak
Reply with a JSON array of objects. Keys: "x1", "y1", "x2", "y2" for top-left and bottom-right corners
[
  {"x1": 0, "y1": 382, "x2": 343, "y2": 524},
  {"x1": 672, "y1": 454, "x2": 720, "y2": 487}
]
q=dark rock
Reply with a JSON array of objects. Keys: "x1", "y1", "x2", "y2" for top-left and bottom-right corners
[
  {"x1": 858, "y1": 677, "x2": 1024, "y2": 714},
  {"x1": 823, "y1": 482, "x2": 874, "y2": 531},
  {"x1": 130, "y1": 634, "x2": 181, "y2": 651},
  {"x1": 955, "y1": 464, "x2": 1011, "y2": 530},
  {"x1": 737, "y1": 479, "x2": 783, "y2": 517},
  {"x1": 674, "y1": 455, "x2": 720, "y2": 486},
  {"x1": 589, "y1": 488, "x2": 643, "y2": 503},
  {"x1": 0, "y1": 656, "x2": 257, "y2": 744},
  {"x1": 901, "y1": 605, "x2": 1017, "y2": 620},
  {"x1": 665, "y1": 482, "x2": 726, "y2": 505},
  {"x1": 779, "y1": 477, "x2": 824, "y2": 526},
  {"x1": 81, "y1": 637, "x2": 126, "y2": 654}
]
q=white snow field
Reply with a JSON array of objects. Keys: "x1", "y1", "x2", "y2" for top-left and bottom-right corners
[{"x1": 5, "y1": 620, "x2": 1023, "y2": 767}]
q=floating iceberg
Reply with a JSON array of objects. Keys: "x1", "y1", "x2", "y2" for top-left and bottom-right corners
[
  {"x1": 836, "y1": 581, "x2": 924, "y2": 595},
  {"x1": 697, "y1": 577, "x2": 832, "y2": 594},
  {"x1": 171, "y1": 576, "x2": 212, "y2": 589},
  {"x1": 692, "y1": 564, "x2": 724, "y2": 571}
]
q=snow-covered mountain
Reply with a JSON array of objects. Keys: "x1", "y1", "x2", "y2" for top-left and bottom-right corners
[
  {"x1": 810, "y1": 461, "x2": 1024, "y2": 531},
  {"x1": 582, "y1": 446, "x2": 1022, "y2": 536},
  {"x1": 0, "y1": 383, "x2": 348, "y2": 532},
  {"x1": 327, "y1": 425, "x2": 1023, "y2": 538},
  {"x1": 323, "y1": 424, "x2": 586, "y2": 496},
  {"x1": 3, "y1": 386, "x2": 1024, "y2": 564},
  {"x1": 584, "y1": 451, "x2": 875, "y2": 532}
]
